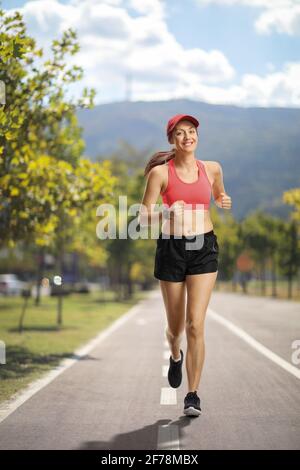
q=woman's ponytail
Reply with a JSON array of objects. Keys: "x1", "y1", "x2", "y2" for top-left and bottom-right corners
[{"x1": 144, "y1": 148, "x2": 175, "y2": 177}]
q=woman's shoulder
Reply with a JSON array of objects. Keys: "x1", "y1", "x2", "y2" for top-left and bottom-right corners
[
  {"x1": 201, "y1": 160, "x2": 221, "y2": 173},
  {"x1": 200, "y1": 160, "x2": 221, "y2": 187},
  {"x1": 147, "y1": 162, "x2": 169, "y2": 190},
  {"x1": 149, "y1": 161, "x2": 170, "y2": 194},
  {"x1": 148, "y1": 161, "x2": 169, "y2": 179}
]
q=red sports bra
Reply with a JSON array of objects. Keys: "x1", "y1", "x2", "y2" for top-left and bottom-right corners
[{"x1": 160, "y1": 158, "x2": 212, "y2": 210}]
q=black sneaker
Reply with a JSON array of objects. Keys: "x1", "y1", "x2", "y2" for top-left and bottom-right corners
[
  {"x1": 167, "y1": 349, "x2": 184, "y2": 388},
  {"x1": 183, "y1": 391, "x2": 201, "y2": 416}
]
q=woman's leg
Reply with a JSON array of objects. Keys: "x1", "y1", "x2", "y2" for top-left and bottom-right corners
[
  {"x1": 185, "y1": 271, "x2": 218, "y2": 393},
  {"x1": 159, "y1": 280, "x2": 186, "y2": 360}
]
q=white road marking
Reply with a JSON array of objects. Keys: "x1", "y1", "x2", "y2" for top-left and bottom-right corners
[
  {"x1": 208, "y1": 308, "x2": 300, "y2": 380},
  {"x1": 157, "y1": 424, "x2": 180, "y2": 450},
  {"x1": 160, "y1": 387, "x2": 177, "y2": 405},
  {"x1": 0, "y1": 296, "x2": 153, "y2": 424},
  {"x1": 162, "y1": 365, "x2": 168, "y2": 377}
]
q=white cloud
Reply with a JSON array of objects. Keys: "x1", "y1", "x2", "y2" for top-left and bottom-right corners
[
  {"x1": 238, "y1": 62, "x2": 300, "y2": 106},
  {"x1": 255, "y1": 4, "x2": 300, "y2": 35},
  {"x1": 198, "y1": 0, "x2": 296, "y2": 5},
  {"x1": 196, "y1": 0, "x2": 300, "y2": 35},
  {"x1": 127, "y1": 0, "x2": 165, "y2": 17},
  {"x1": 266, "y1": 62, "x2": 276, "y2": 72},
  {"x1": 133, "y1": 61, "x2": 300, "y2": 107},
  {"x1": 4, "y1": 0, "x2": 300, "y2": 107},
  {"x1": 4, "y1": 0, "x2": 235, "y2": 103}
]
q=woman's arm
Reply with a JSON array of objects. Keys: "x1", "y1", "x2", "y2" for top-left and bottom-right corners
[
  {"x1": 211, "y1": 161, "x2": 232, "y2": 210},
  {"x1": 138, "y1": 166, "x2": 167, "y2": 227}
]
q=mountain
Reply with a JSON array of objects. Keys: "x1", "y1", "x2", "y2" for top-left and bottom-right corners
[{"x1": 77, "y1": 99, "x2": 300, "y2": 220}]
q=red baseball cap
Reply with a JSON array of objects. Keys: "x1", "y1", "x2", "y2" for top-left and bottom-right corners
[{"x1": 166, "y1": 114, "x2": 199, "y2": 143}]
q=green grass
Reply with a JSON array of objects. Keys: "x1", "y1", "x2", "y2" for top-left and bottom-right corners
[
  {"x1": 0, "y1": 289, "x2": 149, "y2": 403},
  {"x1": 216, "y1": 278, "x2": 300, "y2": 300}
]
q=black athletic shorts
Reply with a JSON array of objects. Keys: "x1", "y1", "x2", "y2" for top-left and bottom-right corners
[{"x1": 154, "y1": 229, "x2": 219, "y2": 282}]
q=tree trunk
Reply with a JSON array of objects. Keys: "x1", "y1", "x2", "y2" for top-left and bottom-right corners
[
  {"x1": 56, "y1": 241, "x2": 64, "y2": 327},
  {"x1": 57, "y1": 293, "x2": 63, "y2": 326},
  {"x1": 271, "y1": 255, "x2": 277, "y2": 298},
  {"x1": 287, "y1": 274, "x2": 293, "y2": 299},
  {"x1": 18, "y1": 296, "x2": 29, "y2": 333},
  {"x1": 34, "y1": 247, "x2": 45, "y2": 306},
  {"x1": 260, "y1": 260, "x2": 266, "y2": 296},
  {"x1": 240, "y1": 272, "x2": 248, "y2": 294},
  {"x1": 125, "y1": 263, "x2": 133, "y2": 299}
]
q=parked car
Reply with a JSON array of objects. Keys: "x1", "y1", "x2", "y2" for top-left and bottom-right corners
[
  {"x1": 73, "y1": 281, "x2": 90, "y2": 294},
  {"x1": 0, "y1": 274, "x2": 29, "y2": 296},
  {"x1": 50, "y1": 281, "x2": 91, "y2": 295}
]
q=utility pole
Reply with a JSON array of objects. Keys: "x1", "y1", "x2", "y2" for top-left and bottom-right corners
[{"x1": 125, "y1": 71, "x2": 132, "y2": 101}]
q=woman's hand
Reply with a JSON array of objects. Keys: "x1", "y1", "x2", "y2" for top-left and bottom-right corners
[
  {"x1": 218, "y1": 192, "x2": 232, "y2": 210},
  {"x1": 169, "y1": 200, "x2": 186, "y2": 220}
]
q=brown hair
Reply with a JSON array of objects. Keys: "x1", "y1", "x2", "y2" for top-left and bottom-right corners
[{"x1": 144, "y1": 148, "x2": 175, "y2": 177}]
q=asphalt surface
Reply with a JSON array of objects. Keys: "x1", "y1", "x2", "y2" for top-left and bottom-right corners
[{"x1": 0, "y1": 289, "x2": 299, "y2": 450}]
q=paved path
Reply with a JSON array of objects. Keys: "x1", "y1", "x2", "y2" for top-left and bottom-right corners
[{"x1": 0, "y1": 289, "x2": 299, "y2": 450}]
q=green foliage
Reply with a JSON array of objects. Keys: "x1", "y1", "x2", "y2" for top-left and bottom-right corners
[
  {"x1": 283, "y1": 188, "x2": 300, "y2": 223},
  {"x1": 0, "y1": 7, "x2": 115, "y2": 256}
]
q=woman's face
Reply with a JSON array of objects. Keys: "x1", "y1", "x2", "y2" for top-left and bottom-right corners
[{"x1": 171, "y1": 120, "x2": 198, "y2": 152}]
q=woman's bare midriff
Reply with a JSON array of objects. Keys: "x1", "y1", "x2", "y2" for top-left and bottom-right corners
[
  {"x1": 161, "y1": 209, "x2": 213, "y2": 236},
  {"x1": 160, "y1": 159, "x2": 214, "y2": 236}
]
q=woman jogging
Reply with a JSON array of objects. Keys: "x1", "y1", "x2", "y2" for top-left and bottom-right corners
[{"x1": 139, "y1": 114, "x2": 232, "y2": 416}]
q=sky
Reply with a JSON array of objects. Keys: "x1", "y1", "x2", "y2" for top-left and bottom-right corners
[{"x1": 2, "y1": 0, "x2": 300, "y2": 107}]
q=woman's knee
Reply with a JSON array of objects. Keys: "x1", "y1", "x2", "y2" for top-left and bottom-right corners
[
  {"x1": 185, "y1": 318, "x2": 205, "y2": 338},
  {"x1": 166, "y1": 325, "x2": 184, "y2": 340}
]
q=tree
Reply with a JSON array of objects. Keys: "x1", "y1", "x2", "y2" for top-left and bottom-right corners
[
  {"x1": 0, "y1": 8, "x2": 118, "y2": 324},
  {"x1": 0, "y1": 9, "x2": 95, "y2": 247},
  {"x1": 283, "y1": 188, "x2": 300, "y2": 224}
]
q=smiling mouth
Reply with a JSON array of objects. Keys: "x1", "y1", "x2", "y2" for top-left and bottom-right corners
[{"x1": 183, "y1": 141, "x2": 194, "y2": 146}]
